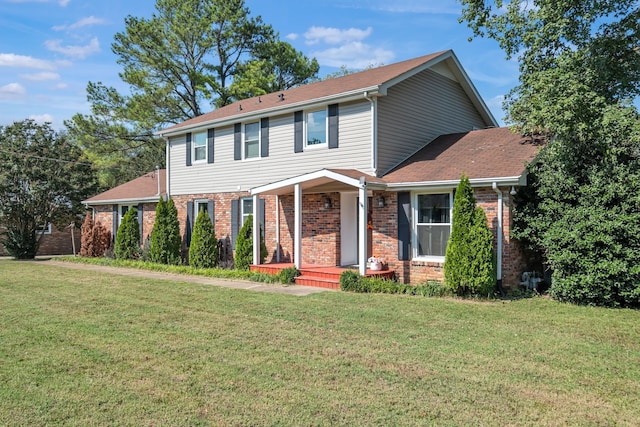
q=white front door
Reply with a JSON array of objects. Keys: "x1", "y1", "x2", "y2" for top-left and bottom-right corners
[{"x1": 340, "y1": 192, "x2": 358, "y2": 266}]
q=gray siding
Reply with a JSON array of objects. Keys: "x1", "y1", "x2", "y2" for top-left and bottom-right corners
[
  {"x1": 169, "y1": 100, "x2": 373, "y2": 195},
  {"x1": 377, "y1": 69, "x2": 489, "y2": 175}
]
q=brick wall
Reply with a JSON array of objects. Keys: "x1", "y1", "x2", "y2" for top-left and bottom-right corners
[
  {"x1": 0, "y1": 224, "x2": 80, "y2": 256},
  {"x1": 93, "y1": 203, "x2": 157, "y2": 246}
]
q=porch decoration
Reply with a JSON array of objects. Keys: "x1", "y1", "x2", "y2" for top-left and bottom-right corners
[{"x1": 367, "y1": 256, "x2": 387, "y2": 271}]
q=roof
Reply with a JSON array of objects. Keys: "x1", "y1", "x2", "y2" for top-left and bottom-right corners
[
  {"x1": 160, "y1": 50, "x2": 495, "y2": 136},
  {"x1": 382, "y1": 127, "x2": 541, "y2": 187},
  {"x1": 83, "y1": 169, "x2": 166, "y2": 205}
]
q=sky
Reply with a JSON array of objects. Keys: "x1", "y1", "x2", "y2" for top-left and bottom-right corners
[{"x1": 0, "y1": 0, "x2": 519, "y2": 130}]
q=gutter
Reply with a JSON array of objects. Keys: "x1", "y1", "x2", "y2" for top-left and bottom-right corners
[{"x1": 364, "y1": 91, "x2": 378, "y2": 175}]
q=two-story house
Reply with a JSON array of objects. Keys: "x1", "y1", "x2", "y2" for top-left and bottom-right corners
[{"x1": 87, "y1": 50, "x2": 540, "y2": 289}]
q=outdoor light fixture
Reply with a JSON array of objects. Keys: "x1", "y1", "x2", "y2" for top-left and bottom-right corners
[
  {"x1": 377, "y1": 196, "x2": 386, "y2": 208},
  {"x1": 324, "y1": 197, "x2": 332, "y2": 209},
  {"x1": 510, "y1": 186, "x2": 517, "y2": 196}
]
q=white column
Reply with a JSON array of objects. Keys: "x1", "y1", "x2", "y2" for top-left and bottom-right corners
[
  {"x1": 358, "y1": 181, "x2": 368, "y2": 276},
  {"x1": 275, "y1": 195, "x2": 281, "y2": 262},
  {"x1": 294, "y1": 183, "x2": 302, "y2": 269},
  {"x1": 252, "y1": 193, "x2": 259, "y2": 266}
]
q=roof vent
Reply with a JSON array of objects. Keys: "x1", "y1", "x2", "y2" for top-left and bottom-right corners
[
  {"x1": 257, "y1": 96, "x2": 261, "y2": 104},
  {"x1": 238, "y1": 104, "x2": 243, "y2": 111},
  {"x1": 278, "y1": 93, "x2": 285, "y2": 102}
]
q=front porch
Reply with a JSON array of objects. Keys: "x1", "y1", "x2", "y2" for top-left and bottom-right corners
[{"x1": 251, "y1": 263, "x2": 395, "y2": 290}]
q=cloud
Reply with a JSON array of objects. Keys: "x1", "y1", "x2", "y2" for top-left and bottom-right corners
[
  {"x1": 311, "y1": 42, "x2": 395, "y2": 69},
  {"x1": 53, "y1": 16, "x2": 106, "y2": 31},
  {"x1": 20, "y1": 71, "x2": 60, "y2": 81},
  {"x1": 0, "y1": 53, "x2": 56, "y2": 70},
  {"x1": 59, "y1": 0, "x2": 70, "y2": 5},
  {"x1": 0, "y1": 83, "x2": 26, "y2": 99},
  {"x1": 286, "y1": 33, "x2": 298, "y2": 41},
  {"x1": 44, "y1": 37, "x2": 100, "y2": 59},
  {"x1": 304, "y1": 26, "x2": 373, "y2": 45},
  {"x1": 29, "y1": 113, "x2": 54, "y2": 124},
  {"x1": 52, "y1": 82, "x2": 68, "y2": 90}
]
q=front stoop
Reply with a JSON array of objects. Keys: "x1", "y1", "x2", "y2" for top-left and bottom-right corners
[{"x1": 250, "y1": 263, "x2": 395, "y2": 290}]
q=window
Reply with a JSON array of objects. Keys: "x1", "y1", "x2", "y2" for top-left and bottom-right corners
[
  {"x1": 193, "y1": 131, "x2": 207, "y2": 162},
  {"x1": 241, "y1": 198, "x2": 253, "y2": 227},
  {"x1": 194, "y1": 199, "x2": 209, "y2": 221},
  {"x1": 36, "y1": 223, "x2": 52, "y2": 235},
  {"x1": 415, "y1": 193, "x2": 451, "y2": 258},
  {"x1": 244, "y1": 122, "x2": 259, "y2": 159},
  {"x1": 306, "y1": 109, "x2": 327, "y2": 146},
  {"x1": 119, "y1": 204, "x2": 136, "y2": 226}
]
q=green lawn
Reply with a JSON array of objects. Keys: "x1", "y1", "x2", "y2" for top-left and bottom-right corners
[{"x1": 1, "y1": 260, "x2": 639, "y2": 425}]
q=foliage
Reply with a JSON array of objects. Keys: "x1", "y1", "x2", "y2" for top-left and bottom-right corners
[
  {"x1": 460, "y1": 1, "x2": 640, "y2": 307},
  {"x1": 278, "y1": 267, "x2": 300, "y2": 284},
  {"x1": 339, "y1": 270, "x2": 363, "y2": 292},
  {"x1": 234, "y1": 214, "x2": 267, "y2": 270},
  {"x1": 189, "y1": 210, "x2": 219, "y2": 269},
  {"x1": 0, "y1": 120, "x2": 97, "y2": 259},
  {"x1": 444, "y1": 175, "x2": 495, "y2": 296},
  {"x1": 79, "y1": 212, "x2": 94, "y2": 257},
  {"x1": 340, "y1": 271, "x2": 451, "y2": 297},
  {"x1": 150, "y1": 197, "x2": 181, "y2": 265},
  {"x1": 114, "y1": 208, "x2": 140, "y2": 260},
  {"x1": 79, "y1": 212, "x2": 111, "y2": 257}
]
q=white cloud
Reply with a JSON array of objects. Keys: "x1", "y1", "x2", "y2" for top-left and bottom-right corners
[
  {"x1": 20, "y1": 71, "x2": 60, "y2": 81},
  {"x1": 311, "y1": 42, "x2": 395, "y2": 69},
  {"x1": 44, "y1": 37, "x2": 100, "y2": 59},
  {"x1": 59, "y1": 0, "x2": 70, "y2": 6},
  {"x1": 304, "y1": 26, "x2": 373, "y2": 46},
  {"x1": 29, "y1": 113, "x2": 54, "y2": 124},
  {"x1": 0, "y1": 53, "x2": 56, "y2": 70},
  {"x1": 0, "y1": 83, "x2": 26, "y2": 99},
  {"x1": 53, "y1": 16, "x2": 106, "y2": 31},
  {"x1": 286, "y1": 33, "x2": 298, "y2": 41},
  {"x1": 52, "y1": 82, "x2": 68, "y2": 90}
]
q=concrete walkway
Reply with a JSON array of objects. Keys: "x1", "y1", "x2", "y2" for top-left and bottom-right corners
[{"x1": 43, "y1": 260, "x2": 331, "y2": 297}]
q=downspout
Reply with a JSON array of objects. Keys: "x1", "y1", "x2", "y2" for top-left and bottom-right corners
[
  {"x1": 364, "y1": 91, "x2": 378, "y2": 176},
  {"x1": 164, "y1": 137, "x2": 171, "y2": 199},
  {"x1": 156, "y1": 165, "x2": 160, "y2": 196},
  {"x1": 492, "y1": 182, "x2": 505, "y2": 296}
]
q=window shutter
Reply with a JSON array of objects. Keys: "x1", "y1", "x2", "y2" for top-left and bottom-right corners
[
  {"x1": 328, "y1": 104, "x2": 339, "y2": 149},
  {"x1": 234, "y1": 123, "x2": 241, "y2": 160},
  {"x1": 207, "y1": 128, "x2": 215, "y2": 164},
  {"x1": 112, "y1": 205, "x2": 118, "y2": 242},
  {"x1": 261, "y1": 118, "x2": 269, "y2": 158},
  {"x1": 207, "y1": 200, "x2": 215, "y2": 224},
  {"x1": 397, "y1": 192, "x2": 411, "y2": 260},
  {"x1": 137, "y1": 203, "x2": 143, "y2": 240},
  {"x1": 231, "y1": 199, "x2": 239, "y2": 249},
  {"x1": 186, "y1": 201, "x2": 194, "y2": 247},
  {"x1": 259, "y1": 198, "x2": 266, "y2": 239},
  {"x1": 186, "y1": 133, "x2": 192, "y2": 166},
  {"x1": 294, "y1": 111, "x2": 303, "y2": 153}
]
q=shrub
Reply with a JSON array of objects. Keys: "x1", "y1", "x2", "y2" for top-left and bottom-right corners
[
  {"x1": 114, "y1": 208, "x2": 140, "y2": 260},
  {"x1": 339, "y1": 270, "x2": 362, "y2": 292},
  {"x1": 79, "y1": 211, "x2": 94, "y2": 257},
  {"x1": 234, "y1": 215, "x2": 267, "y2": 270},
  {"x1": 149, "y1": 197, "x2": 182, "y2": 265},
  {"x1": 92, "y1": 221, "x2": 111, "y2": 257},
  {"x1": 80, "y1": 212, "x2": 111, "y2": 257},
  {"x1": 279, "y1": 267, "x2": 300, "y2": 284},
  {"x1": 189, "y1": 210, "x2": 219, "y2": 269}
]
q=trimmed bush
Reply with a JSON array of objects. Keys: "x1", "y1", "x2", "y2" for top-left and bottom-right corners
[
  {"x1": 189, "y1": 210, "x2": 219, "y2": 269},
  {"x1": 80, "y1": 212, "x2": 111, "y2": 257},
  {"x1": 279, "y1": 267, "x2": 300, "y2": 284},
  {"x1": 150, "y1": 197, "x2": 182, "y2": 265},
  {"x1": 114, "y1": 208, "x2": 140, "y2": 260},
  {"x1": 79, "y1": 211, "x2": 94, "y2": 257},
  {"x1": 339, "y1": 270, "x2": 362, "y2": 292},
  {"x1": 234, "y1": 214, "x2": 267, "y2": 270}
]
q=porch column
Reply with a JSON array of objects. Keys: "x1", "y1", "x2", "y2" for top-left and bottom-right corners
[
  {"x1": 294, "y1": 183, "x2": 302, "y2": 269},
  {"x1": 252, "y1": 194, "x2": 260, "y2": 265},
  {"x1": 358, "y1": 179, "x2": 368, "y2": 276}
]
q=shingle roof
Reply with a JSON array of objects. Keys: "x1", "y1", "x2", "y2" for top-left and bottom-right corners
[
  {"x1": 161, "y1": 51, "x2": 449, "y2": 134},
  {"x1": 383, "y1": 128, "x2": 541, "y2": 183},
  {"x1": 83, "y1": 169, "x2": 166, "y2": 205}
]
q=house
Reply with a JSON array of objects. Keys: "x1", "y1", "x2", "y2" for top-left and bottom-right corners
[
  {"x1": 102, "y1": 49, "x2": 539, "y2": 288},
  {"x1": 0, "y1": 223, "x2": 79, "y2": 257},
  {"x1": 83, "y1": 169, "x2": 167, "y2": 245}
]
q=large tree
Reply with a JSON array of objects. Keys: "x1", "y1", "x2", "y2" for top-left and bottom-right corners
[
  {"x1": 460, "y1": 1, "x2": 640, "y2": 307},
  {"x1": 66, "y1": 0, "x2": 318, "y2": 187},
  {"x1": 0, "y1": 120, "x2": 97, "y2": 259}
]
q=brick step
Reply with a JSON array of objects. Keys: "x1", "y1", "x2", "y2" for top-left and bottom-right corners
[{"x1": 295, "y1": 275, "x2": 340, "y2": 289}]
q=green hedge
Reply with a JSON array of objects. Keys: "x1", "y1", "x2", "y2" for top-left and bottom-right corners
[{"x1": 339, "y1": 271, "x2": 449, "y2": 297}]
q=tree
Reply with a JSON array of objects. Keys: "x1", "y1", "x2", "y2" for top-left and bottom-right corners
[
  {"x1": 460, "y1": 1, "x2": 640, "y2": 306},
  {"x1": 150, "y1": 197, "x2": 181, "y2": 264},
  {"x1": 0, "y1": 120, "x2": 97, "y2": 259},
  {"x1": 234, "y1": 214, "x2": 267, "y2": 270},
  {"x1": 189, "y1": 210, "x2": 219, "y2": 268},
  {"x1": 114, "y1": 208, "x2": 140, "y2": 260},
  {"x1": 444, "y1": 175, "x2": 495, "y2": 296}
]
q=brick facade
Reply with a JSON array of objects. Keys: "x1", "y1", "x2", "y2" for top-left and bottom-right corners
[{"x1": 0, "y1": 224, "x2": 81, "y2": 256}]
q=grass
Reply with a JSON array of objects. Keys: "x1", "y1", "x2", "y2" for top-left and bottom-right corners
[{"x1": 1, "y1": 259, "x2": 639, "y2": 425}]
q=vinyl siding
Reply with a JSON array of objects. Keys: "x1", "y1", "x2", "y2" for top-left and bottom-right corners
[
  {"x1": 377, "y1": 68, "x2": 488, "y2": 175},
  {"x1": 169, "y1": 100, "x2": 373, "y2": 195}
]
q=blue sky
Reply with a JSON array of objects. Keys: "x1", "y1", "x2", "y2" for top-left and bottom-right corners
[{"x1": 0, "y1": 0, "x2": 519, "y2": 130}]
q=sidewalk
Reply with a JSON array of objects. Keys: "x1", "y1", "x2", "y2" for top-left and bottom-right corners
[{"x1": 44, "y1": 260, "x2": 331, "y2": 297}]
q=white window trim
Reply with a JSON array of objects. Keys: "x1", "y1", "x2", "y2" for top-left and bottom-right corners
[
  {"x1": 304, "y1": 108, "x2": 328, "y2": 149},
  {"x1": 192, "y1": 130, "x2": 207, "y2": 163},
  {"x1": 411, "y1": 190, "x2": 453, "y2": 263},
  {"x1": 119, "y1": 204, "x2": 136, "y2": 227},
  {"x1": 36, "y1": 223, "x2": 52, "y2": 235},
  {"x1": 194, "y1": 199, "x2": 209, "y2": 220},
  {"x1": 240, "y1": 197, "x2": 253, "y2": 227},
  {"x1": 243, "y1": 121, "x2": 261, "y2": 160}
]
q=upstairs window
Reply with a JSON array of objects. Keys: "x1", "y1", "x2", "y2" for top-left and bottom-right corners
[
  {"x1": 193, "y1": 131, "x2": 207, "y2": 162},
  {"x1": 306, "y1": 109, "x2": 327, "y2": 146},
  {"x1": 244, "y1": 122, "x2": 260, "y2": 159},
  {"x1": 415, "y1": 193, "x2": 451, "y2": 259}
]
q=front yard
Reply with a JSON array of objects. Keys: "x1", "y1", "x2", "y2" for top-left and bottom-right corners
[{"x1": 1, "y1": 259, "x2": 639, "y2": 425}]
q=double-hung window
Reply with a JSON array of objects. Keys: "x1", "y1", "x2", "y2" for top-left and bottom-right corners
[
  {"x1": 415, "y1": 193, "x2": 452, "y2": 259},
  {"x1": 193, "y1": 131, "x2": 207, "y2": 162},
  {"x1": 241, "y1": 198, "x2": 253, "y2": 227},
  {"x1": 306, "y1": 109, "x2": 327, "y2": 147},
  {"x1": 119, "y1": 204, "x2": 136, "y2": 227},
  {"x1": 244, "y1": 122, "x2": 260, "y2": 159}
]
